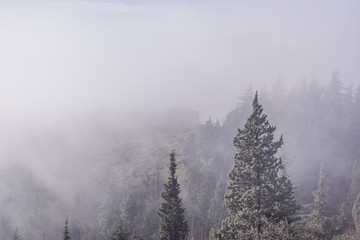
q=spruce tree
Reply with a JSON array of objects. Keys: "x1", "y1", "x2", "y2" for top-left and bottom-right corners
[
  {"x1": 62, "y1": 218, "x2": 71, "y2": 240},
  {"x1": 217, "y1": 92, "x2": 298, "y2": 239},
  {"x1": 121, "y1": 192, "x2": 138, "y2": 234},
  {"x1": 208, "y1": 174, "x2": 227, "y2": 228},
  {"x1": 306, "y1": 163, "x2": 332, "y2": 237},
  {"x1": 158, "y1": 151, "x2": 188, "y2": 240},
  {"x1": 107, "y1": 218, "x2": 130, "y2": 240}
]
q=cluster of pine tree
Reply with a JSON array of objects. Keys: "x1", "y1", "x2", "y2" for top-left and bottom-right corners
[{"x1": 8, "y1": 71, "x2": 360, "y2": 240}]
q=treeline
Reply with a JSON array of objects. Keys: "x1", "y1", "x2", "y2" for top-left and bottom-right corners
[{"x1": 4, "y1": 70, "x2": 360, "y2": 239}]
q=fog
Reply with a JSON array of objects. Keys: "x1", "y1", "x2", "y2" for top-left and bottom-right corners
[
  {"x1": 0, "y1": 0, "x2": 360, "y2": 239},
  {"x1": 1, "y1": 0, "x2": 359, "y2": 122}
]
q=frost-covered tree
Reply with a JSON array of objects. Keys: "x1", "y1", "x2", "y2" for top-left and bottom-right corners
[
  {"x1": 207, "y1": 175, "x2": 227, "y2": 228},
  {"x1": 306, "y1": 164, "x2": 332, "y2": 237},
  {"x1": 107, "y1": 218, "x2": 130, "y2": 240},
  {"x1": 217, "y1": 92, "x2": 298, "y2": 239},
  {"x1": 121, "y1": 192, "x2": 139, "y2": 234}
]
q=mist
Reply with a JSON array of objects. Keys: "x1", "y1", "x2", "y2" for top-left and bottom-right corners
[
  {"x1": 1, "y1": 0, "x2": 360, "y2": 239},
  {"x1": 1, "y1": 0, "x2": 359, "y2": 122}
]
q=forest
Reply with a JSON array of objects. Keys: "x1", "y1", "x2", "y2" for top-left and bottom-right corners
[{"x1": 1, "y1": 70, "x2": 360, "y2": 240}]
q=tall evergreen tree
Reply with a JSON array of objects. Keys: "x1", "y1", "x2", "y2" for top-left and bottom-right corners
[
  {"x1": 107, "y1": 218, "x2": 130, "y2": 240},
  {"x1": 217, "y1": 92, "x2": 298, "y2": 240},
  {"x1": 121, "y1": 192, "x2": 139, "y2": 234},
  {"x1": 197, "y1": 174, "x2": 215, "y2": 221},
  {"x1": 339, "y1": 157, "x2": 360, "y2": 230},
  {"x1": 158, "y1": 151, "x2": 188, "y2": 240},
  {"x1": 306, "y1": 163, "x2": 332, "y2": 237},
  {"x1": 208, "y1": 174, "x2": 227, "y2": 228},
  {"x1": 98, "y1": 180, "x2": 122, "y2": 235},
  {"x1": 62, "y1": 218, "x2": 71, "y2": 240}
]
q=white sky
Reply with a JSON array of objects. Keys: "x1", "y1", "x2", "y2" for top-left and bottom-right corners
[{"x1": 0, "y1": 0, "x2": 359, "y2": 123}]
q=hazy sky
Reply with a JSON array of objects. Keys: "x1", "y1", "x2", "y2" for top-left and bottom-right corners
[{"x1": 0, "y1": 0, "x2": 359, "y2": 122}]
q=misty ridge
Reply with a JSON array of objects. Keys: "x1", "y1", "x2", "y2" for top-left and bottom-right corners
[
  {"x1": 1, "y1": 1, "x2": 360, "y2": 240},
  {"x1": 1, "y1": 70, "x2": 360, "y2": 239}
]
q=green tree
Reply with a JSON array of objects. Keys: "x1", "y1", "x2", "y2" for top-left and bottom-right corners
[
  {"x1": 107, "y1": 218, "x2": 130, "y2": 240},
  {"x1": 306, "y1": 163, "x2": 332, "y2": 237},
  {"x1": 345, "y1": 158, "x2": 360, "y2": 226},
  {"x1": 158, "y1": 151, "x2": 188, "y2": 240},
  {"x1": 121, "y1": 192, "x2": 139, "y2": 234},
  {"x1": 140, "y1": 209, "x2": 158, "y2": 240},
  {"x1": 207, "y1": 175, "x2": 227, "y2": 228},
  {"x1": 217, "y1": 92, "x2": 298, "y2": 239},
  {"x1": 197, "y1": 174, "x2": 215, "y2": 221},
  {"x1": 98, "y1": 180, "x2": 122, "y2": 235},
  {"x1": 62, "y1": 218, "x2": 71, "y2": 240}
]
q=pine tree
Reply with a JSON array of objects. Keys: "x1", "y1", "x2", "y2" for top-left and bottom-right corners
[
  {"x1": 207, "y1": 175, "x2": 227, "y2": 228},
  {"x1": 347, "y1": 158, "x2": 360, "y2": 212},
  {"x1": 121, "y1": 192, "x2": 139, "y2": 234},
  {"x1": 197, "y1": 174, "x2": 215, "y2": 221},
  {"x1": 334, "y1": 158, "x2": 360, "y2": 233},
  {"x1": 62, "y1": 218, "x2": 71, "y2": 240},
  {"x1": 306, "y1": 163, "x2": 332, "y2": 236},
  {"x1": 140, "y1": 209, "x2": 158, "y2": 240},
  {"x1": 107, "y1": 218, "x2": 130, "y2": 240},
  {"x1": 98, "y1": 180, "x2": 122, "y2": 235},
  {"x1": 217, "y1": 92, "x2": 298, "y2": 239},
  {"x1": 158, "y1": 151, "x2": 188, "y2": 240}
]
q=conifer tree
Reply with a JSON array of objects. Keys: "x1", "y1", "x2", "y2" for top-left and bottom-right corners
[
  {"x1": 121, "y1": 192, "x2": 139, "y2": 234},
  {"x1": 62, "y1": 218, "x2": 71, "y2": 240},
  {"x1": 98, "y1": 180, "x2": 122, "y2": 235},
  {"x1": 140, "y1": 209, "x2": 158, "y2": 240},
  {"x1": 107, "y1": 218, "x2": 130, "y2": 240},
  {"x1": 217, "y1": 92, "x2": 298, "y2": 239},
  {"x1": 197, "y1": 174, "x2": 215, "y2": 221},
  {"x1": 306, "y1": 163, "x2": 332, "y2": 236},
  {"x1": 158, "y1": 151, "x2": 188, "y2": 240},
  {"x1": 208, "y1": 174, "x2": 227, "y2": 228},
  {"x1": 347, "y1": 158, "x2": 360, "y2": 212}
]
